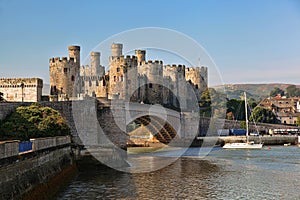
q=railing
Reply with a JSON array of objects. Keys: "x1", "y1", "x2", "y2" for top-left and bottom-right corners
[{"x1": 0, "y1": 136, "x2": 71, "y2": 160}]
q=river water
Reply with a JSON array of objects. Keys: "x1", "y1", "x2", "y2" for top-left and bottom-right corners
[{"x1": 56, "y1": 146, "x2": 300, "y2": 199}]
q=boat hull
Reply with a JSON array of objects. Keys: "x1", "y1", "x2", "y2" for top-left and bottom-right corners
[{"x1": 223, "y1": 143, "x2": 263, "y2": 149}]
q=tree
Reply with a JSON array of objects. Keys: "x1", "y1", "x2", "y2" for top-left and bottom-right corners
[
  {"x1": 0, "y1": 103, "x2": 70, "y2": 140},
  {"x1": 226, "y1": 99, "x2": 246, "y2": 121},
  {"x1": 199, "y1": 88, "x2": 227, "y2": 118},
  {"x1": 286, "y1": 85, "x2": 300, "y2": 97},
  {"x1": 270, "y1": 87, "x2": 284, "y2": 97},
  {"x1": 199, "y1": 88, "x2": 212, "y2": 117},
  {"x1": 249, "y1": 106, "x2": 279, "y2": 124}
]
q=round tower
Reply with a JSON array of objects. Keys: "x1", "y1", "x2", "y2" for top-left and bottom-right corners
[
  {"x1": 90, "y1": 52, "x2": 100, "y2": 75},
  {"x1": 135, "y1": 50, "x2": 146, "y2": 64},
  {"x1": 68, "y1": 45, "x2": 80, "y2": 64},
  {"x1": 111, "y1": 43, "x2": 123, "y2": 57}
]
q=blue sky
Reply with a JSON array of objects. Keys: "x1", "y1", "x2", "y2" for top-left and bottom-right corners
[{"x1": 0, "y1": 0, "x2": 299, "y2": 85}]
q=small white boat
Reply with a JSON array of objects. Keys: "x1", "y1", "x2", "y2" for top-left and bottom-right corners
[
  {"x1": 223, "y1": 141, "x2": 263, "y2": 149},
  {"x1": 283, "y1": 143, "x2": 291, "y2": 146},
  {"x1": 223, "y1": 92, "x2": 263, "y2": 150}
]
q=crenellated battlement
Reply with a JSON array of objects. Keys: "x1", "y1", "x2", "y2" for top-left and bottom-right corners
[
  {"x1": 110, "y1": 55, "x2": 138, "y2": 66},
  {"x1": 49, "y1": 57, "x2": 75, "y2": 65},
  {"x1": 140, "y1": 60, "x2": 163, "y2": 65},
  {"x1": 164, "y1": 64, "x2": 186, "y2": 73}
]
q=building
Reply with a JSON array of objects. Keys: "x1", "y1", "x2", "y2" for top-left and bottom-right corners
[
  {"x1": 259, "y1": 96, "x2": 300, "y2": 125},
  {"x1": 0, "y1": 78, "x2": 43, "y2": 102},
  {"x1": 49, "y1": 44, "x2": 208, "y2": 109}
]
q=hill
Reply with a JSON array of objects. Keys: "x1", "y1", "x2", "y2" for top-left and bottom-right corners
[{"x1": 213, "y1": 83, "x2": 300, "y2": 100}]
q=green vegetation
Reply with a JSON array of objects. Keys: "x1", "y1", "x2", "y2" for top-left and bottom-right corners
[
  {"x1": 0, "y1": 103, "x2": 70, "y2": 141},
  {"x1": 226, "y1": 99, "x2": 246, "y2": 121},
  {"x1": 249, "y1": 106, "x2": 280, "y2": 124},
  {"x1": 270, "y1": 87, "x2": 285, "y2": 97},
  {"x1": 199, "y1": 88, "x2": 226, "y2": 118},
  {"x1": 286, "y1": 85, "x2": 300, "y2": 97}
]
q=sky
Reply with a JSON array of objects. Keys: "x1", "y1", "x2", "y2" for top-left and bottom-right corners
[{"x1": 0, "y1": 0, "x2": 299, "y2": 86}]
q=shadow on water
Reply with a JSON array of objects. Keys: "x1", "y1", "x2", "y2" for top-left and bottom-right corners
[{"x1": 56, "y1": 155, "x2": 222, "y2": 199}]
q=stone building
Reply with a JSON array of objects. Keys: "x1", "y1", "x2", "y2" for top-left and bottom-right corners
[
  {"x1": 0, "y1": 78, "x2": 43, "y2": 102},
  {"x1": 49, "y1": 44, "x2": 208, "y2": 110},
  {"x1": 259, "y1": 96, "x2": 300, "y2": 125}
]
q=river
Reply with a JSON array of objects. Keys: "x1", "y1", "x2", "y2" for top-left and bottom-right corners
[{"x1": 56, "y1": 146, "x2": 300, "y2": 199}]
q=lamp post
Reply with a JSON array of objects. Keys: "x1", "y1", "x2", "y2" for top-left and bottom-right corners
[{"x1": 20, "y1": 82, "x2": 24, "y2": 102}]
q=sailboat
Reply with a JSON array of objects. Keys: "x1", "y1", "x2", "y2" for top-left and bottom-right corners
[{"x1": 223, "y1": 92, "x2": 263, "y2": 149}]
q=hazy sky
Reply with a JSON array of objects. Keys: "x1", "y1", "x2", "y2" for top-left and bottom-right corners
[{"x1": 0, "y1": 0, "x2": 299, "y2": 86}]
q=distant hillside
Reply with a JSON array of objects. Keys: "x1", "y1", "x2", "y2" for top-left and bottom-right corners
[{"x1": 213, "y1": 83, "x2": 300, "y2": 100}]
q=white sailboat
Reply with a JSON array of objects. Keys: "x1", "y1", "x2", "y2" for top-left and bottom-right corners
[{"x1": 223, "y1": 92, "x2": 263, "y2": 149}]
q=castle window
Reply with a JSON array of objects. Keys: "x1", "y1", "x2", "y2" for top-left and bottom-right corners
[
  {"x1": 117, "y1": 67, "x2": 120, "y2": 72},
  {"x1": 15, "y1": 93, "x2": 17, "y2": 98},
  {"x1": 71, "y1": 75, "x2": 75, "y2": 81},
  {"x1": 103, "y1": 80, "x2": 106, "y2": 86},
  {"x1": 121, "y1": 76, "x2": 123, "y2": 82},
  {"x1": 114, "y1": 76, "x2": 117, "y2": 82},
  {"x1": 64, "y1": 68, "x2": 68, "y2": 73},
  {"x1": 149, "y1": 83, "x2": 153, "y2": 88},
  {"x1": 195, "y1": 84, "x2": 199, "y2": 89}
]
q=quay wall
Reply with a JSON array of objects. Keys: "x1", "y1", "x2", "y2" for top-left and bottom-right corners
[
  {"x1": 218, "y1": 135, "x2": 298, "y2": 145},
  {"x1": 0, "y1": 136, "x2": 75, "y2": 200},
  {"x1": 199, "y1": 117, "x2": 297, "y2": 136}
]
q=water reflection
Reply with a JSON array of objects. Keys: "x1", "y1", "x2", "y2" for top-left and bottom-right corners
[{"x1": 57, "y1": 147, "x2": 300, "y2": 200}]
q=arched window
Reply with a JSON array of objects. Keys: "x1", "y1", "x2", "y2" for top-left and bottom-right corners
[{"x1": 71, "y1": 75, "x2": 75, "y2": 81}]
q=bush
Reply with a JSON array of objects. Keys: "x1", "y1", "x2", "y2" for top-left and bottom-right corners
[{"x1": 0, "y1": 103, "x2": 70, "y2": 140}]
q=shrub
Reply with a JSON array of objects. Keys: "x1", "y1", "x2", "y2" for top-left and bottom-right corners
[{"x1": 0, "y1": 103, "x2": 70, "y2": 140}]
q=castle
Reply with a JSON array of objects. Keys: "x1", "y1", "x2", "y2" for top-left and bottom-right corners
[{"x1": 49, "y1": 44, "x2": 208, "y2": 109}]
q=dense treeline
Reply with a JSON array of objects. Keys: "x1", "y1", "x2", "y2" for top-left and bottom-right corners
[
  {"x1": 0, "y1": 103, "x2": 70, "y2": 141},
  {"x1": 270, "y1": 85, "x2": 300, "y2": 97},
  {"x1": 199, "y1": 88, "x2": 280, "y2": 124}
]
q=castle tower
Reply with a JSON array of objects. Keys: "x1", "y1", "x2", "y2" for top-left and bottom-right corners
[
  {"x1": 111, "y1": 43, "x2": 123, "y2": 57},
  {"x1": 135, "y1": 50, "x2": 146, "y2": 64},
  {"x1": 139, "y1": 60, "x2": 164, "y2": 104},
  {"x1": 49, "y1": 45, "x2": 80, "y2": 101},
  {"x1": 163, "y1": 64, "x2": 187, "y2": 109},
  {"x1": 68, "y1": 46, "x2": 80, "y2": 64},
  {"x1": 90, "y1": 52, "x2": 103, "y2": 75}
]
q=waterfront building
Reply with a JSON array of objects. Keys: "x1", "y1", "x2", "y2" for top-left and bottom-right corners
[{"x1": 259, "y1": 96, "x2": 300, "y2": 125}]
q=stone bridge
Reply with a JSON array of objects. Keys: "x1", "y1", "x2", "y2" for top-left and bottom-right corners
[{"x1": 0, "y1": 100, "x2": 297, "y2": 149}]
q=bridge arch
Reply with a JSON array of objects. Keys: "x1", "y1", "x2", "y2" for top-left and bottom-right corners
[{"x1": 127, "y1": 115, "x2": 179, "y2": 144}]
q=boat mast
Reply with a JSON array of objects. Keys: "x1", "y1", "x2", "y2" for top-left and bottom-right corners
[{"x1": 244, "y1": 92, "x2": 249, "y2": 142}]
